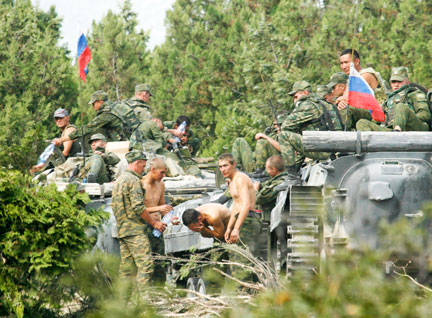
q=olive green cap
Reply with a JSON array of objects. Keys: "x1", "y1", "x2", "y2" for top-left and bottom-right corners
[
  {"x1": 390, "y1": 66, "x2": 409, "y2": 82},
  {"x1": 88, "y1": 90, "x2": 108, "y2": 104},
  {"x1": 316, "y1": 84, "x2": 332, "y2": 98},
  {"x1": 328, "y1": 72, "x2": 348, "y2": 87},
  {"x1": 88, "y1": 133, "x2": 107, "y2": 144},
  {"x1": 288, "y1": 81, "x2": 312, "y2": 96},
  {"x1": 135, "y1": 83, "x2": 153, "y2": 96},
  {"x1": 125, "y1": 150, "x2": 147, "y2": 163}
]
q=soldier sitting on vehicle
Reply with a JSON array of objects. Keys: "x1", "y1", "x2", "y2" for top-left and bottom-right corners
[
  {"x1": 126, "y1": 84, "x2": 153, "y2": 122},
  {"x1": 182, "y1": 203, "x2": 232, "y2": 240},
  {"x1": 164, "y1": 115, "x2": 201, "y2": 157},
  {"x1": 53, "y1": 91, "x2": 127, "y2": 149},
  {"x1": 356, "y1": 67, "x2": 431, "y2": 132},
  {"x1": 78, "y1": 133, "x2": 120, "y2": 184},
  {"x1": 316, "y1": 84, "x2": 334, "y2": 104}
]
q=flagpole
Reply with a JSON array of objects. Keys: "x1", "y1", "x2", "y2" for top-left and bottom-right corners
[{"x1": 345, "y1": 0, "x2": 360, "y2": 131}]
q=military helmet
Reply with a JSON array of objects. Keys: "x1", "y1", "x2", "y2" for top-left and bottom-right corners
[
  {"x1": 328, "y1": 72, "x2": 348, "y2": 88},
  {"x1": 88, "y1": 90, "x2": 108, "y2": 104},
  {"x1": 390, "y1": 67, "x2": 409, "y2": 82},
  {"x1": 126, "y1": 150, "x2": 147, "y2": 163},
  {"x1": 316, "y1": 84, "x2": 332, "y2": 98},
  {"x1": 135, "y1": 83, "x2": 153, "y2": 96},
  {"x1": 288, "y1": 80, "x2": 312, "y2": 96},
  {"x1": 88, "y1": 133, "x2": 107, "y2": 144}
]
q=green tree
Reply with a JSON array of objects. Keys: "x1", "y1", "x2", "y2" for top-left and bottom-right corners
[{"x1": 0, "y1": 0, "x2": 77, "y2": 171}]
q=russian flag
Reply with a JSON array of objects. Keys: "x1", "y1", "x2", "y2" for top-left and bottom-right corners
[
  {"x1": 77, "y1": 34, "x2": 91, "y2": 82},
  {"x1": 348, "y1": 63, "x2": 385, "y2": 122}
]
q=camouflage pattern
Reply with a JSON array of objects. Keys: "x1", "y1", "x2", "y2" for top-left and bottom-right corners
[
  {"x1": 88, "y1": 90, "x2": 108, "y2": 104},
  {"x1": 119, "y1": 234, "x2": 152, "y2": 289},
  {"x1": 278, "y1": 131, "x2": 330, "y2": 166},
  {"x1": 61, "y1": 124, "x2": 81, "y2": 157},
  {"x1": 76, "y1": 149, "x2": 119, "y2": 183},
  {"x1": 125, "y1": 149, "x2": 147, "y2": 163},
  {"x1": 256, "y1": 172, "x2": 287, "y2": 218},
  {"x1": 316, "y1": 84, "x2": 332, "y2": 98},
  {"x1": 240, "y1": 215, "x2": 263, "y2": 258},
  {"x1": 111, "y1": 100, "x2": 141, "y2": 135},
  {"x1": 357, "y1": 85, "x2": 430, "y2": 131},
  {"x1": 130, "y1": 120, "x2": 166, "y2": 152},
  {"x1": 135, "y1": 83, "x2": 153, "y2": 95},
  {"x1": 68, "y1": 103, "x2": 126, "y2": 142},
  {"x1": 281, "y1": 94, "x2": 324, "y2": 132},
  {"x1": 125, "y1": 97, "x2": 152, "y2": 122},
  {"x1": 288, "y1": 80, "x2": 312, "y2": 96},
  {"x1": 255, "y1": 138, "x2": 280, "y2": 169},
  {"x1": 390, "y1": 66, "x2": 409, "y2": 82},
  {"x1": 143, "y1": 223, "x2": 165, "y2": 283},
  {"x1": 340, "y1": 107, "x2": 372, "y2": 131},
  {"x1": 231, "y1": 137, "x2": 256, "y2": 172},
  {"x1": 328, "y1": 72, "x2": 348, "y2": 87}
]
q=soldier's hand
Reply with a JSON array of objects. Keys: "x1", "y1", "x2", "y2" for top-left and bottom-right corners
[
  {"x1": 171, "y1": 130, "x2": 184, "y2": 138},
  {"x1": 336, "y1": 96, "x2": 348, "y2": 110},
  {"x1": 53, "y1": 138, "x2": 62, "y2": 147},
  {"x1": 160, "y1": 204, "x2": 173, "y2": 214},
  {"x1": 229, "y1": 229, "x2": 240, "y2": 243},
  {"x1": 153, "y1": 221, "x2": 166, "y2": 232},
  {"x1": 224, "y1": 228, "x2": 232, "y2": 243},
  {"x1": 255, "y1": 133, "x2": 267, "y2": 140}
]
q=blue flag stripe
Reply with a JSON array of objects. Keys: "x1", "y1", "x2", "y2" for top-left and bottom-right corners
[
  {"x1": 348, "y1": 76, "x2": 373, "y2": 94},
  {"x1": 77, "y1": 34, "x2": 88, "y2": 57}
]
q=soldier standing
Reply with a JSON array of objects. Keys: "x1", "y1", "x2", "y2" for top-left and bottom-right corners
[
  {"x1": 111, "y1": 150, "x2": 166, "y2": 291},
  {"x1": 356, "y1": 67, "x2": 431, "y2": 132}
]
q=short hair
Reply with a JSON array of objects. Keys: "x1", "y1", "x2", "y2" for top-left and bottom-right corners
[
  {"x1": 266, "y1": 155, "x2": 285, "y2": 172},
  {"x1": 182, "y1": 209, "x2": 201, "y2": 226},
  {"x1": 176, "y1": 115, "x2": 191, "y2": 127},
  {"x1": 218, "y1": 153, "x2": 235, "y2": 164},
  {"x1": 340, "y1": 48, "x2": 360, "y2": 60},
  {"x1": 149, "y1": 157, "x2": 167, "y2": 170}
]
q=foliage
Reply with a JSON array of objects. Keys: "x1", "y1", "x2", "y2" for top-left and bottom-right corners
[
  {"x1": 0, "y1": 170, "x2": 108, "y2": 318},
  {"x1": 0, "y1": 0, "x2": 77, "y2": 171}
]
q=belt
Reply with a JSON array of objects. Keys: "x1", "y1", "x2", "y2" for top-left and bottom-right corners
[{"x1": 248, "y1": 210, "x2": 262, "y2": 218}]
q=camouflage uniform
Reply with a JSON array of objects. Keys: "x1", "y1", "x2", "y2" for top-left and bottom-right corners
[
  {"x1": 126, "y1": 97, "x2": 152, "y2": 122},
  {"x1": 256, "y1": 172, "x2": 287, "y2": 221},
  {"x1": 68, "y1": 92, "x2": 126, "y2": 142},
  {"x1": 357, "y1": 67, "x2": 430, "y2": 131},
  {"x1": 281, "y1": 81, "x2": 341, "y2": 165},
  {"x1": 60, "y1": 124, "x2": 81, "y2": 158},
  {"x1": 110, "y1": 100, "x2": 141, "y2": 138},
  {"x1": 78, "y1": 149, "x2": 120, "y2": 184},
  {"x1": 130, "y1": 119, "x2": 166, "y2": 153},
  {"x1": 112, "y1": 167, "x2": 152, "y2": 289},
  {"x1": 163, "y1": 121, "x2": 201, "y2": 156}
]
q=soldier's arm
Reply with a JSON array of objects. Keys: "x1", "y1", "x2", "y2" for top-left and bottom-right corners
[
  {"x1": 281, "y1": 103, "x2": 321, "y2": 132},
  {"x1": 68, "y1": 113, "x2": 114, "y2": 141},
  {"x1": 229, "y1": 175, "x2": 252, "y2": 243},
  {"x1": 150, "y1": 121, "x2": 167, "y2": 148},
  {"x1": 201, "y1": 221, "x2": 224, "y2": 239},
  {"x1": 256, "y1": 178, "x2": 282, "y2": 206},
  {"x1": 411, "y1": 91, "x2": 431, "y2": 123},
  {"x1": 255, "y1": 133, "x2": 281, "y2": 152},
  {"x1": 104, "y1": 152, "x2": 121, "y2": 166}
]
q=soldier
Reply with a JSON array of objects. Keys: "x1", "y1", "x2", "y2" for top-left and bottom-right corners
[
  {"x1": 219, "y1": 153, "x2": 262, "y2": 256},
  {"x1": 328, "y1": 72, "x2": 348, "y2": 100},
  {"x1": 316, "y1": 84, "x2": 334, "y2": 103},
  {"x1": 164, "y1": 115, "x2": 201, "y2": 157},
  {"x1": 81, "y1": 133, "x2": 120, "y2": 184},
  {"x1": 356, "y1": 67, "x2": 431, "y2": 132},
  {"x1": 126, "y1": 84, "x2": 153, "y2": 122},
  {"x1": 182, "y1": 203, "x2": 232, "y2": 240},
  {"x1": 254, "y1": 155, "x2": 287, "y2": 215},
  {"x1": 111, "y1": 150, "x2": 166, "y2": 291},
  {"x1": 32, "y1": 108, "x2": 81, "y2": 172},
  {"x1": 53, "y1": 91, "x2": 126, "y2": 149},
  {"x1": 277, "y1": 81, "x2": 341, "y2": 171}
]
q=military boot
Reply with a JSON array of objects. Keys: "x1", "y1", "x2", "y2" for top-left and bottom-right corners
[{"x1": 246, "y1": 167, "x2": 269, "y2": 179}]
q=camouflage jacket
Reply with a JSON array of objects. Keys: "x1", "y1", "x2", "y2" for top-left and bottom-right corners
[
  {"x1": 60, "y1": 124, "x2": 81, "y2": 157},
  {"x1": 256, "y1": 172, "x2": 287, "y2": 211},
  {"x1": 68, "y1": 103, "x2": 126, "y2": 141},
  {"x1": 78, "y1": 149, "x2": 120, "y2": 183},
  {"x1": 112, "y1": 169, "x2": 147, "y2": 238},
  {"x1": 110, "y1": 100, "x2": 141, "y2": 134},
  {"x1": 383, "y1": 85, "x2": 431, "y2": 127},
  {"x1": 130, "y1": 119, "x2": 166, "y2": 152},
  {"x1": 281, "y1": 95, "x2": 324, "y2": 133},
  {"x1": 125, "y1": 97, "x2": 152, "y2": 122}
]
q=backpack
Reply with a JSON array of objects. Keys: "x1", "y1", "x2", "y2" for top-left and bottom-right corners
[
  {"x1": 109, "y1": 100, "x2": 141, "y2": 138},
  {"x1": 309, "y1": 97, "x2": 343, "y2": 131}
]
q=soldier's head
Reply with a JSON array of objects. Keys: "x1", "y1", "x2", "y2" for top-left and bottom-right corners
[
  {"x1": 390, "y1": 67, "x2": 410, "y2": 91},
  {"x1": 53, "y1": 108, "x2": 71, "y2": 130},
  {"x1": 152, "y1": 118, "x2": 164, "y2": 131},
  {"x1": 135, "y1": 84, "x2": 152, "y2": 103},
  {"x1": 175, "y1": 115, "x2": 191, "y2": 131},
  {"x1": 126, "y1": 150, "x2": 147, "y2": 175},
  {"x1": 88, "y1": 133, "x2": 107, "y2": 152},
  {"x1": 339, "y1": 49, "x2": 361, "y2": 75},
  {"x1": 218, "y1": 153, "x2": 236, "y2": 178},
  {"x1": 288, "y1": 81, "x2": 312, "y2": 103},
  {"x1": 148, "y1": 157, "x2": 167, "y2": 181},
  {"x1": 88, "y1": 90, "x2": 108, "y2": 111},
  {"x1": 182, "y1": 208, "x2": 204, "y2": 232},
  {"x1": 328, "y1": 72, "x2": 348, "y2": 98},
  {"x1": 265, "y1": 155, "x2": 285, "y2": 177},
  {"x1": 316, "y1": 84, "x2": 334, "y2": 103}
]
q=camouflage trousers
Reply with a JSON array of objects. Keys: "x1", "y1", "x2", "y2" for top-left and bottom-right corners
[
  {"x1": 232, "y1": 137, "x2": 279, "y2": 172},
  {"x1": 278, "y1": 131, "x2": 330, "y2": 166},
  {"x1": 78, "y1": 154, "x2": 109, "y2": 184},
  {"x1": 119, "y1": 234, "x2": 153, "y2": 291},
  {"x1": 340, "y1": 107, "x2": 372, "y2": 130},
  {"x1": 143, "y1": 224, "x2": 166, "y2": 284},
  {"x1": 157, "y1": 148, "x2": 202, "y2": 177},
  {"x1": 357, "y1": 103, "x2": 429, "y2": 132}
]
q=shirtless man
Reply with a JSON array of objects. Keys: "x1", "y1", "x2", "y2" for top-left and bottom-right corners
[
  {"x1": 218, "y1": 153, "x2": 262, "y2": 256},
  {"x1": 182, "y1": 203, "x2": 231, "y2": 240}
]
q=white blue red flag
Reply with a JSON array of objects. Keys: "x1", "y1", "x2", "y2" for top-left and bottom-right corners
[
  {"x1": 348, "y1": 63, "x2": 385, "y2": 122},
  {"x1": 77, "y1": 34, "x2": 91, "y2": 82}
]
